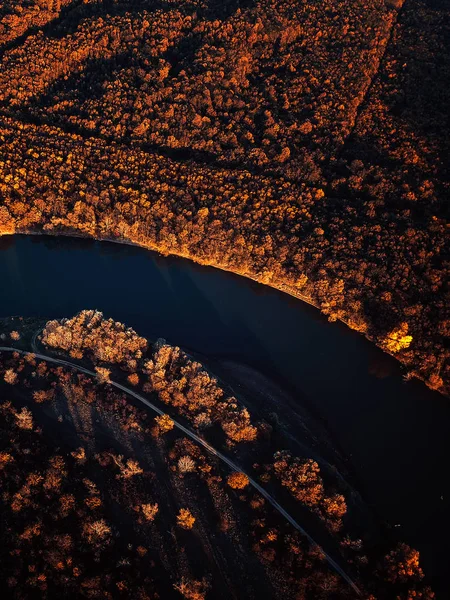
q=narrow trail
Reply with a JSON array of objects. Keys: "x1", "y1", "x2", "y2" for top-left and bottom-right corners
[{"x1": 0, "y1": 344, "x2": 362, "y2": 597}]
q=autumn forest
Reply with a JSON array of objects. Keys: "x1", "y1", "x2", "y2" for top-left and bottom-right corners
[
  {"x1": 0, "y1": 312, "x2": 438, "y2": 598},
  {"x1": 0, "y1": 0, "x2": 449, "y2": 598}
]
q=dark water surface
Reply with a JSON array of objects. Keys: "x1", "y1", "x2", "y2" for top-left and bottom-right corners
[{"x1": 1, "y1": 234, "x2": 449, "y2": 592}]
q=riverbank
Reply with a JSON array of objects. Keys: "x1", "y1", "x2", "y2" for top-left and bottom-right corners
[
  {"x1": 1, "y1": 228, "x2": 443, "y2": 400},
  {"x1": 1, "y1": 105, "x2": 447, "y2": 399}
]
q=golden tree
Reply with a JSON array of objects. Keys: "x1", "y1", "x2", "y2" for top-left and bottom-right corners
[
  {"x1": 109, "y1": 454, "x2": 143, "y2": 479},
  {"x1": 82, "y1": 519, "x2": 112, "y2": 545},
  {"x1": 95, "y1": 366, "x2": 111, "y2": 384},
  {"x1": 127, "y1": 373, "x2": 139, "y2": 386},
  {"x1": 383, "y1": 323, "x2": 413, "y2": 353},
  {"x1": 273, "y1": 451, "x2": 324, "y2": 507},
  {"x1": 177, "y1": 508, "x2": 195, "y2": 530},
  {"x1": 4, "y1": 369, "x2": 18, "y2": 385},
  {"x1": 15, "y1": 407, "x2": 33, "y2": 430},
  {"x1": 174, "y1": 578, "x2": 209, "y2": 600},
  {"x1": 154, "y1": 413, "x2": 174, "y2": 436},
  {"x1": 382, "y1": 543, "x2": 424, "y2": 584},
  {"x1": 141, "y1": 503, "x2": 159, "y2": 522},
  {"x1": 227, "y1": 472, "x2": 250, "y2": 490},
  {"x1": 178, "y1": 456, "x2": 196, "y2": 473}
]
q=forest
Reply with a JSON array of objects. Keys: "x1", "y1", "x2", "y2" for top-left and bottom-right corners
[
  {"x1": 0, "y1": 311, "x2": 437, "y2": 598},
  {"x1": 0, "y1": 0, "x2": 448, "y2": 395},
  {"x1": 0, "y1": 1, "x2": 448, "y2": 597}
]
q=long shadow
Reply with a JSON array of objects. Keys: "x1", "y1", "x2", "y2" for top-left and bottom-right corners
[
  {"x1": 24, "y1": 22, "x2": 206, "y2": 108},
  {"x1": 163, "y1": 31, "x2": 204, "y2": 78},
  {"x1": 51, "y1": 382, "x2": 180, "y2": 598},
  {"x1": 334, "y1": 0, "x2": 450, "y2": 187},
  {"x1": 0, "y1": 0, "x2": 247, "y2": 62},
  {"x1": 0, "y1": 0, "x2": 294, "y2": 180},
  {"x1": 0, "y1": 0, "x2": 83, "y2": 62},
  {"x1": 205, "y1": 0, "x2": 256, "y2": 20},
  {"x1": 27, "y1": 48, "x2": 139, "y2": 109},
  {"x1": 2, "y1": 101, "x2": 280, "y2": 181},
  {"x1": 34, "y1": 0, "x2": 187, "y2": 41},
  {"x1": 0, "y1": 0, "x2": 193, "y2": 63}
]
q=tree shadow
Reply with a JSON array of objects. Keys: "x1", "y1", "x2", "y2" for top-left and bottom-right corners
[
  {"x1": 162, "y1": 31, "x2": 204, "y2": 78},
  {"x1": 44, "y1": 0, "x2": 193, "y2": 40},
  {"x1": 205, "y1": 0, "x2": 256, "y2": 20},
  {"x1": 0, "y1": 0, "x2": 81, "y2": 61},
  {"x1": 27, "y1": 48, "x2": 138, "y2": 109},
  {"x1": 336, "y1": 0, "x2": 449, "y2": 189}
]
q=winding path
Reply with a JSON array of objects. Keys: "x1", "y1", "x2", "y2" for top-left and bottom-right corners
[{"x1": 0, "y1": 344, "x2": 362, "y2": 597}]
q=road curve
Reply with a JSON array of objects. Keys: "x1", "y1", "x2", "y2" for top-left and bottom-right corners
[{"x1": 0, "y1": 345, "x2": 362, "y2": 597}]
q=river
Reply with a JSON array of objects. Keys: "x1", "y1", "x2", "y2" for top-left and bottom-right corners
[{"x1": 0, "y1": 233, "x2": 449, "y2": 594}]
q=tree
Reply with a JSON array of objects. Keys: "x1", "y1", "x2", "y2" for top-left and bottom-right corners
[
  {"x1": 141, "y1": 503, "x2": 159, "y2": 522},
  {"x1": 227, "y1": 472, "x2": 249, "y2": 490},
  {"x1": 33, "y1": 389, "x2": 54, "y2": 403},
  {"x1": 383, "y1": 323, "x2": 413, "y2": 353},
  {"x1": 42, "y1": 310, "x2": 147, "y2": 367},
  {"x1": 174, "y1": 578, "x2": 209, "y2": 600},
  {"x1": 108, "y1": 454, "x2": 143, "y2": 479},
  {"x1": 0, "y1": 206, "x2": 15, "y2": 234},
  {"x1": 0, "y1": 452, "x2": 13, "y2": 470},
  {"x1": 82, "y1": 519, "x2": 112, "y2": 545},
  {"x1": 273, "y1": 451, "x2": 324, "y2": 507},
  {"x1": 14, "y1": 407, "x2": 33, "y2": 430},
  {"x1": 95, "y1": 366, "x2": 111, "y2": 384},
  {"x1": 4, "y1": 369, "x2": 18, "y2": 385},
  {"x1": 71, "y1": 447, "x2": 86, "y2": 462},
  {"x1": 127, "y1": 373, "x2": 139, "y2": 386},
  {"x1": 177, "y1": 508, "x2": 195, "y2": 530},
  {"x1": 154, "y1": 414, "x2": 174, "y2": 436},
  {"x1": 381, "y1": 543, "x2": 424, "y2": 584},
  {"x1": 178, "y1": 456, "x2": 196, "y2": 473},
  {"x1": 221, "y1": 408, "x2": 257, "y2": 443}
]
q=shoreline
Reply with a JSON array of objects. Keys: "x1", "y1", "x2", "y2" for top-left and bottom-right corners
[{"x1": 1, "y1": 227, "x2": 441, "y2": 398}]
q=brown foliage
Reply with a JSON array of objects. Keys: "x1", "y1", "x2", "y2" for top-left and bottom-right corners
[
  {"x1": 82, "y1": 519, "x2": 112, "y2": 545},
  {"x1": 273, "y1": 451, "x2": 324, "y2": 507},
  {"x1": 146, "y1": 343, "x2": 257, "y2": 443},
  {"x1": 153, "y1": 413, "x2": 174, "y2": 436},
  {"x1": 227, "y1": 472, "x2": 250, "y2": 490},
  {"x1": 176, "y1": 508, "x2": 195, "y2": 530},
  {"x1": 381, "y1": 543, "x2": 424, "y2": 584},
  {"x1": 127, "y1": 372, "x2": 139, "y2": 386},
  {"x1": 1, "y1": 108, "x2": 447, "y2": 392},
  {"x1": 42, "y1": 310, "x2": 147, "y2": 367},
  {"x1": 14, "y1": 407, "x2": 33, "y2": 430},
  {"x1": 273, "y1": 450, "x2": 348, "y2": 532},
  {"x1": 141, "y1": 503, "x2": 158, "y2": 522},
  {"x1": 4, "y1": 368, "x2": 18, "y2": 385},
  {"x1": 174, "y1": 578, "x2": 209, "y2": 600}
]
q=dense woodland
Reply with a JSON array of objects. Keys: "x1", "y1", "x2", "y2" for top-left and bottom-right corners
[
  {"x1": 0, "y1": 0, "x2": 448, "y2": 394},
  {"x1": 0, "y1": 1, "x2": 72, "y2": 47},
  {"x1": 42, "y1": 310, "x2": 258, "y2": 443},
  {"x1": 0, "y1": 312, "x2": 437, "y2": 598},
  {"x1": 0, "y1": 0, "x2": 398, "y2": 179},
  {"x1": 0, "y1": 2, "x2": 448, "y2": 597}
]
